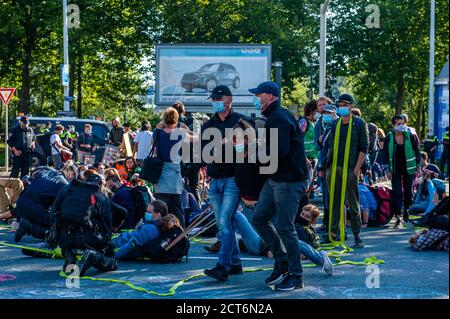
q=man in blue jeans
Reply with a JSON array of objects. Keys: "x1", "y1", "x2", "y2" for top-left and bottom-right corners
[
  {"x1": 202, "y1": 85, "x2": 252, "y2": 281},
  {"x1": 249, "y1": 81, "x2": 310, "y2": 291}
]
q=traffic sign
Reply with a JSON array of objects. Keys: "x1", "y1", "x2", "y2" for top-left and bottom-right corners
[{"x1": 0, "y1": 87, "x2": 16, "y2": 106}]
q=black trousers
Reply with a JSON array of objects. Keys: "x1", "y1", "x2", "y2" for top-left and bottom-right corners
[
  {"x1": 16, "y1": 193, "x2": 50, "y2": 239},
  {"x1": 184, "y1": 166, "x2": 201, "y2": 203},
  {"x1": 10, "y1": 152, "x2": 32, "y2": 179},
  {"x1": 57, "y1": 226, "x2": 117, "y2": 271},
  {"x1": 154, "y1": 193, "x2": 185, "y2": 227},
  {"x1": 391, "y1": 172, "x2": 414, "y2": 220},
  {"x1": 441, "y1": 147, "x2": 449, "y2": 176}
]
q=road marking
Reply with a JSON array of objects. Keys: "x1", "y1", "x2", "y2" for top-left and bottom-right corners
[{"x1": 188, "y1": 256, "x2": 263, "y2": 261}]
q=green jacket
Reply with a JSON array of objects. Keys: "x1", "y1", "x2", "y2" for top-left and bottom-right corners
[{"x1": 384, "y1": 130, "x2": 420, "y2": 175}]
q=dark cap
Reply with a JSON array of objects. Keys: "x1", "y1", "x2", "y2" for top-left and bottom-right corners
[
  {"x1": 208, "y1": 85, "x2": 232, "y2": 99},
  {"x1": 249, "y1": 81, "x2": 280, "y2": 97},
  {"x1": 20, "y1": 116, "x2": 29, "y2": 123},
  {"x1": 424, "y1": 164, "x2": 441, "y2": 175},
  {"x1": 337, "y1": 94, "x2": 354, "y2": 105}
]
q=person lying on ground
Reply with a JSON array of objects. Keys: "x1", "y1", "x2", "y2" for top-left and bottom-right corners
[{"x1": 409, "y1": 228, "x2": 449, "y2": 252}]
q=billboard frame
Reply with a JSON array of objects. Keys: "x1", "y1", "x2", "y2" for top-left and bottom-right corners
[{"x1": 155, "y1": 43, "x2": 272, "y2": 113}]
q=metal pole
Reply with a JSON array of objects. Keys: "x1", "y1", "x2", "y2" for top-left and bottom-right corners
[
  {"x1": 63, "y1": 0, "x2": 70, "y2": 112},
  {"x1": 428, "y1": 0, "x2": 435, "y2": 133},
  {"x1": 4, "y1": 101, "x2": 8, "y2": 173},
  {"x1": 319, "y1": 0, "x2": 330, "y2": 97}
]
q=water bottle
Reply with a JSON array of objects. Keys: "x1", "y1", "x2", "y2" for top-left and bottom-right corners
[{"x1": 160, "y1": 238, "x2": 172, "y2": 249}]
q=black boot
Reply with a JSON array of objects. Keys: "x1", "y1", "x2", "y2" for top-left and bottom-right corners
[
  {"x1": 14, "y1": 219, "x2": 32, "y2": 242},
  {"x1": 204, "y1": 263, "x2": 229, "y2": 281},
  {"x1": 78, "y1": 249, "x2": 99, "y2": 277},
  {"x1": 63, "y1": 250, "x2": 78, "y2": 275}
]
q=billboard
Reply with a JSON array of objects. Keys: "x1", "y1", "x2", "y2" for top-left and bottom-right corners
[{"x1": 155, "y1": 44, "x2": 271, "y2": 112}]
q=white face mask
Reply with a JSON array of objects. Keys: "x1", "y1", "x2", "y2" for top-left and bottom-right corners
[{"x1": 313, "y1": 113, "x2": 321, "y2": 121}]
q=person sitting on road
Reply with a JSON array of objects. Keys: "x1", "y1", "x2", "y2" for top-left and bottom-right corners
[
  {"x1": 409, "y1": 228, "x2": 449, "y2": 252},
  {"x1": 358, "y1": 181, "x2": 377, "y2": 228},
  {"x1": 423, "y1": 164, "x2": 447, "y2": 201},
  {"x1": 408, "y1": 168, "x2": 437, "y2": 215},
  {"x1": 112, "y1": 200, "x2": 168, "y2": 260},
  {"x1": 106, "y1": 175, "x2": 139, "y2": 229},
  {"x1": 0, "y1": 177, "x2": 24, "y2": 221}
]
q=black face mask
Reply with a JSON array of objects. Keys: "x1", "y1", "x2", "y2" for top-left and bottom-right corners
[{"x1": 298, "y1": 216, "x2": 310, "y2": 226}]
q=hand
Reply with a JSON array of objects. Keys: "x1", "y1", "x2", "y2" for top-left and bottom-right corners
[
  {"x1": 14, "y1": 149, "x2": 22, "y2": 156},
  {"x1": 31, "y1": 144, "x2": 35, "y2": 151}
]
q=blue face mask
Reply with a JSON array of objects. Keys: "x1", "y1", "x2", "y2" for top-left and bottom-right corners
[
  {"x1": 144, "y1": 212, "x2": 152, "y2": 222},
  {"x1": 234, "y1": 143, "x2": 245, "y2": 153},
  {"x1": 338, "y1": 107, "x2": 350, "y2": 117},
  {"x1": 212, "y1": 101, "x2": 225, "y2": 113},
  {"x1": 253, "y1": 96, "x2": 262, "y2": 110},
  {"x1": 322, "y1": 114, "x2": 333, "y2": 124}
]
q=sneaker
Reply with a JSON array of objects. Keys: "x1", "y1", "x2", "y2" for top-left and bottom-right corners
[
  {"x1": 393, "y1": 217, "x2": 402, "y2": 229},
  {"x1": 14, "y1": 219, "x2": 32, "y2": 243},
  {"x1": 204, "y1": 263, "x2": 229, "y2": 281},
  {"x1": 78, "y1": 249, "x2": 98, "y2": 277},
  {"x1": 229, "y1": 264, "x2": 243, "y2": 275},
  {"x1": 354, "y1": 236, "x2": 364, "y2": 248},
  {"x1": 274, "y1": 273, "x2": 304, "y2": 291},
  {"x1": 265, "y1": 261, "x2": 288, "y2": 286},
  {"x1": 204, "y1": 240, "x2": 221, "y2": 254},
  {"x1": 320, "y1": 251, "x2": 334, "y2": 276}
]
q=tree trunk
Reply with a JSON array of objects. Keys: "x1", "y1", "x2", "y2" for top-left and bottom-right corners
[
  {"x1": 69, "y1": 53, "x2": 76, "y2": 98},
  {"x1": 18, "y1": 29, "x2": 35, "y2": 115},
  {"x1": 416, "y1": 78, "x2": 426, "y2": 139},
  {"x1": 394, "y1": 74, "x2": 405, "y2": 115},
  {"x1": 77, "y1": 53, "x2": 82, "y2": 118}
]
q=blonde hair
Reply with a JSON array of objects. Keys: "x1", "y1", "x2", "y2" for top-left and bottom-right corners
[
  {"x1": 162, "y1": 107, "x2": 179, "y2": 126},
  {"x1": 105, "y1": 168, "x2": 120, "y2": 179}
]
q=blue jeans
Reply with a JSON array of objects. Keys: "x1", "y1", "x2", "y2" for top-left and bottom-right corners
[
  {"x1": 52, "y1": 154, "x2": 63, "y2": 170},
  {"x1": 298, "y1": 240, "x2": 324, "y2": 265},
  {"x1": 252, "y1": 179, "x2": 308, "y2": 276},
  {"x1": 209, "y1": 177, "x2": 241, "y2": 270},
  {"x1": 235, "y1": 211, "x2": 263, "y2": 255}
]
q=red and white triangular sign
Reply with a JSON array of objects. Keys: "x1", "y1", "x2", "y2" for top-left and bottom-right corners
[{"x1": 0, "y1": 88, "x2": 16, "y2": 106}]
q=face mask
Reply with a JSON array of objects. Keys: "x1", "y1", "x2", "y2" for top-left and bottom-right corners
[
  {"x1": 314, "y1": 113, "x2": 321, "y2": 121},
  {"x1": 86, "y1": 130, "x2": 92, "y2": 135},
  {"x1": 338, "y1": 107, "x2": 350, "y2": 117},
  {"x1": 212, "y1": 101, "x2": 225, "y2": 113},
  {"x1": 144, "y1": 212, "x2": 152, "y2": 222},
  {"x1": 298, "y1": 216, "x2": 310, "y2": 227},
  {"x1": 322, "y1": 114, "x2": 333, "y2": 124},
  {"x1": 417, "y1": 177, "x2": 424, "y2": 185},
  {"x1": 234, "y1": 143, "x2": 245, "y2": 153},
  {"x1": 394, "y1": 124, "x2": 406, "y2": 133},
  {"x1": 253, "y1": 96, "x2": 262, "y2": 110}
]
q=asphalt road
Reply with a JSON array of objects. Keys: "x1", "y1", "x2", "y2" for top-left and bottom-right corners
[{"x1": 0, "y1": 203, "x2": 448, "y2": 300}]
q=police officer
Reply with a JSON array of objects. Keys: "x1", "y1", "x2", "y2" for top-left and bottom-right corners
[
  {"x1": 423, "y1": 129, "x2": 439, "y2": 164},
  {"x1": 39, "y1": 122, "x2": 52, "y2": 134},
  {"x1": 50, "y1": 173, "x2": 118, "y2": 276},
  {"x1": 7, "y1": 116, "x2": 36, "y2": 179}
]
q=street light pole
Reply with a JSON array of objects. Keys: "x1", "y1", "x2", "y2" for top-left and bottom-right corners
[
  {"x1": 63, "y1": 0, "x2": 70, "y2": 112},
  {"x1": 319, "y1": 0, "x2": 330, "y2": 97},
  {"x1": 428, "y1": 0, "x2": 435, "y2": 133}
]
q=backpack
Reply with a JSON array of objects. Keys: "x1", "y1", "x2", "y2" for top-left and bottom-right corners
[
  {"x1": 368, "y1": 185, "x2": 394, "y2": 226},
  {"x1": 55, "y1": 179, "x2": 100, "y2": 228},
  {"x1": 130, "y1": 186, "x2": 152, "y2": 225},
  {"x1": 143, "y1": 226, "x2": 190, "y2": 263}
]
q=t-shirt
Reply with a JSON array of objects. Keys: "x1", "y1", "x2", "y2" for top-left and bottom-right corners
[
  {"x1": 134, "y1": 131, "x2": 153, "y2": 160},
  {"x1": 50, "y1": 134, "x2": 62, "y2": 155}
]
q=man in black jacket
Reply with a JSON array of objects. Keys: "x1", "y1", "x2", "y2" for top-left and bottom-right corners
[
  {"x1": 50, "y1": 173, "x2": 117, "y2": 276},
  {"x1": 201, "y1": 85, "x2": 251, "y2": 282},
  {"x1": 7, "y1": 116, "x2": 36, "y2": 179},
  {"x1": 249, "y1": 81, "x2": 309, "y2": 291}
]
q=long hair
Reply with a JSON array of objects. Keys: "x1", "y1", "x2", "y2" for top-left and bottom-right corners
[{"x1": 161, "y1": 214, "x2": 182, "y2": 231}]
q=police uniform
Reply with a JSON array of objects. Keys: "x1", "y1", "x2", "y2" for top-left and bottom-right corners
[
  {"x1": 7, "y1": 117, "x2": 36, "y2": 179},
  {"x1": 50, "y1": 176, "x2": 117, "y2": 275}
]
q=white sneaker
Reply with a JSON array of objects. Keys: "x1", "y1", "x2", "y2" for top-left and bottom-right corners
[{"x1": 320, "y1": 250, "x2": 334, "y2": 276}]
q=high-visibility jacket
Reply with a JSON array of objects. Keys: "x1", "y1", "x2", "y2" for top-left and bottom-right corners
[
  {"x1": 304, "y1": 119, "x2": 318, "y2": 159},
  {"x1": 388, "y1": 130, "x2": 416, "y2": 175}
]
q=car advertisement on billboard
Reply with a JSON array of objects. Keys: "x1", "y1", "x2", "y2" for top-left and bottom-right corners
[{"x1": 156, "y1": 44, "x2": 271, "y2": 111}]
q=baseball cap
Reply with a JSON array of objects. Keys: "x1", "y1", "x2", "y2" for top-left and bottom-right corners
[
  {"x1": 248, "y1": 81, "x2": 280, "y2": 97},
  {"x1": 337, "y1": 94, "x2": 354, "y2": 105},
  {"x1": 208, "y1": 85, "x2": 232, "y2": 99},
  {"x1": 323, "y1": 104, "x2": 337, "y2": 113}
]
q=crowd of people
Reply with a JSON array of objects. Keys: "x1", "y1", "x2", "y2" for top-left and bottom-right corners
[{"x1": 0, "y1": 81, "x2": 448, "y2": 292}]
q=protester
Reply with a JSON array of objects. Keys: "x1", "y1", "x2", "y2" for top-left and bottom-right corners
[
  {"x1": 299, "y1": 100, "x2": 319, "y2": 168},
  {"x1": 133, "y1": 121, "x2": 153, "y2": 167},
  {"x1": 409, "y1": 229, "x2": 449, "y2": 252},
  {"x1": 202, "y1": 85, "x2": 250, "y2": 282},
  {"x1": 153, "y1": 107, "x2": 197, "y2": 228},
  {"x1": 383, "y1": 115, "x2": 421, "y2": 228},
  {"x1": 0, "y1": 178, "x2": 24, "y2": 220},
  {"x1": 250, "y1": 81, "x2": 309, "y2": 291},
  {"x1": 318, "y1": 94, "x2": 368, "y2": 248},
  {"x1": 374, "y1": 128, "x2": 387, "y2": 181},
  {"x1": 110, "y1": 117, "x2": 124, "y2": 147},
  {"x1": 77, "y1": 124, "x2": 96, "y2": 164},
  {"x1": 358, "y1": 182, "x2": 377, "y2": 227},
  {"x1": 8, "y1": 116, "x2": 36, "y2": 179},
  {"x1": 441, "y1": 126, "x2": 449, "y2": 178},
  {"x1": 118, "y1": 157, "x2": 140, "y2": 182},
  {"x1": 423, "y1": 129, "x2": 440, "y2": 164},
  {"x1": 424, "y1": 164, "x2": 447, "y2": 200},
  {"x1": 50, "y1": 125, "x2": 72, "y2": 169},
  {"x1": 409, "y1": 168, "x2": 438, "y2": 215}
]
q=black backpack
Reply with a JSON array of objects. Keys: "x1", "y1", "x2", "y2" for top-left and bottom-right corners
[
  {"x1": 130, "y1": 186, "x2": 151, "y2": 224},
  {"x1": 144, "y1": 226, "x2": 190, "y2": 263},
  {"x1": 55, "y1": 179, "x2": 100, "y2": 228}
]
